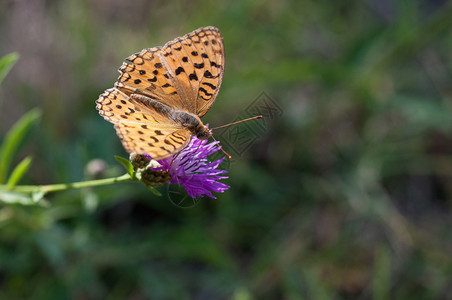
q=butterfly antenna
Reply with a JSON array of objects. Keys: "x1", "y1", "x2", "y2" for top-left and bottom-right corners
[
  {"x1": 210, "y1": 135, "x2": 232, "y2": 159},
  {"x1": 209, "y1": 115, "x2": 263, "y2": 159},
  {"x1": 210, "y1": 115, "x2": 263, "y2": 131}
]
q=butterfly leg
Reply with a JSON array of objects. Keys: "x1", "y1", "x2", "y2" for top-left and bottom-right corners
[{"x1": 170, "y1": 150, "x2": 182, "y2": 167}]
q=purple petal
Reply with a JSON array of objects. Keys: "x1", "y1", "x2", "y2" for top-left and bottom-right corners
[{"x1": 152, "y1": 135, "x2": 230, "y2": 199}]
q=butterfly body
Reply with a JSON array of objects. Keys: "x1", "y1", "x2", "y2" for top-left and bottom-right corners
[
  {"x1": 130, "y1": 93, "x2": 212, "y2": 140},
  {"x1": 170, "y1": 111, "x2": 212, "y2": 140},
  {"x1": 96, "y1": 26, "x2": 224, "y2": 160}
]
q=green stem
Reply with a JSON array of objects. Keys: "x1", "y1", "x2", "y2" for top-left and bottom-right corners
[{"x1": 0, "y1": 173, "x2": 132, "y2": 195}]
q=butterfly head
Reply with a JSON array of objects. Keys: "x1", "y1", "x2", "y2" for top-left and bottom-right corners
[{"x1": 195, "y1": 124, "x2": 212, "y2": 140}]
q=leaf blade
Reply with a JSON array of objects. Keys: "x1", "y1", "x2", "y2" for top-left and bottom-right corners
[
  {"x1": 6, "y1": 156, "x2": 33, "y2": 189},
  {"x1": 114, "y1": 155, "x2": 134, "y2": 177},
  {"x1": 0, "y1": 52, "x2": 19, "y2": 84},
  {"x1": 0, "y1": 108, "x2": 41, "y2": 183}
]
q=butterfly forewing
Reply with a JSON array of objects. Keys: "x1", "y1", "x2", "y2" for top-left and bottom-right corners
[
  {"x1": 96, "y1": 26, "x2": 225, "y2": 160},
  {"x1": 159, "y1": 26, "x2": 224, "y2": 117},
  {"x1": 115, "y1": 47, "x2": 190, "y2": 112},
  {"x1": 96, "y1": 88, "x2": 170, "y2": 125}
]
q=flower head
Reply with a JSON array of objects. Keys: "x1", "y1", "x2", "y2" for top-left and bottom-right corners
[{"x1": 152, "y1": 136, "x2": 229, "y2": 199}]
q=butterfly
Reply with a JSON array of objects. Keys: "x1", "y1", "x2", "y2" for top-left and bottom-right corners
[{"x1": 96, "y1": 26, "x2": 224, "y2": 160}]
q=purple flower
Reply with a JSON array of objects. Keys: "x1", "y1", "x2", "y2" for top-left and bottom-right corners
[{"x1": 152, "y1": 136, "x2": 229, "y2": 199}]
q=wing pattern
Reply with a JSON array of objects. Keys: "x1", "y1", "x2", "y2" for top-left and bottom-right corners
[{"x1": 96, "y1": 27, "x2": 225, "y2": 160}]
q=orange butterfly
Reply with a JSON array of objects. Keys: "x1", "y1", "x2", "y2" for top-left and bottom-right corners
[{"x1": 96, "y1": 26, "x2": 224, "y2": 160}]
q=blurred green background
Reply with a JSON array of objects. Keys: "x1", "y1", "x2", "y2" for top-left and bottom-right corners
[{"x1": 1, "y1": 0, "x2": 452, "y2": 299}]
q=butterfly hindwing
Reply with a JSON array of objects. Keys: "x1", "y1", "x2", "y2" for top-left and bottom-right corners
[
  {"x1": 114, "y1": 123, "x2": 191, "y2": 159},
  {"x1": 96, "y1": 88, "x2": 191, "y2": 160}
]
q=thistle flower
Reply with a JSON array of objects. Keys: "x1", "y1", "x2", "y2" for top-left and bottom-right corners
[{"x1": 151, "y1": 136, "x2": 230, "y2": 199}]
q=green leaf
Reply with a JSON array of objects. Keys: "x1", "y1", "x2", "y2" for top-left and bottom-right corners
[
  {"x1": 114, "y1": 155, "x2": 134, "y2": 177},
  {"x1": 0, "y1": 52, "x2": 19, "y2": 84},
  {"x1": 6, "y1": 156, "x2": 32, "y2": 189},
  {"x1": 0, "y1": 108, "x2": 42, "y2": 183}
]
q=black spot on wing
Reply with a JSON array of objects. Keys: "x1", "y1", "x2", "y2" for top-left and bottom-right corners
[
  {"x1": 194, "y1": 63, "x2": 204, "y2": 69},
  {"x1": 164, "y1": 140, "x2": 176, "y2": 150},
  {"x1": 175, "y1": 67, "x2": 185, "y2": 75},
  {"x1": 210, "y1": 61, "x2": 221, "y2": 68},
  {"x1": 204, "y1": 70, "x2": 219, "y2": 79},
  {"x1": 202, "y1": 82, "x2": 216, "y2": 89},
  {"x1": 160, "y1": 147, "x2": 171, "y2": 153},
  {"x1": 199, "y1": 87, "x2": 213, "y2": 97},
  {"x1": 171, "y1": 133, "x2": 186, "y2": 142},
  {"x1": 189, "y1": 72, "x2": 198, "y2": 81}
]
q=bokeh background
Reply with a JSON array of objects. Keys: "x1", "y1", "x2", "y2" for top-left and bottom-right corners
[{"x1": 1, "y1": 0, "x2": 452, "y2": 299}]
